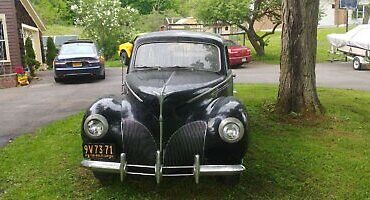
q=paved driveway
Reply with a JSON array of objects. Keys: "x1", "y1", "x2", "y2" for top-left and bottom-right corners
[{"x1": 1, "y1": 62, "x2": 370, "y2": 146}]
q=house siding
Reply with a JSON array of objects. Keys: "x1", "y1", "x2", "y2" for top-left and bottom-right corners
[
  {"x1": 15, "y1": 0, "x2": 44, "y2": 65},
  {"x1": 0, "y1": 0, "x2": 22, "y2": 73}
]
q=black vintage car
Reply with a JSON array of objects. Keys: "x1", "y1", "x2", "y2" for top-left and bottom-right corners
[{"x1": 81, "y1": 31, "x2": 249, "y2": 185}]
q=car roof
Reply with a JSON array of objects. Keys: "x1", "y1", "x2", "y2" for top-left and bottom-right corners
[{"x1": 135, "y1": 31, "x2": 225, "y2": 47}]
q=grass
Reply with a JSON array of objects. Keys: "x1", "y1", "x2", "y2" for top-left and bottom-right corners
[
  {"x1": 245, "y1": 27, "x2": 349, "y2": 64},
  {"x1": 0, "y1": 84, "x2": 369, "y2": 199},
  {"x1": 105, "y1": 60, "x2": 123, "y2": 68},
  {"x1": 44, "y1": 25, "x2": 83, "y2": 36}
]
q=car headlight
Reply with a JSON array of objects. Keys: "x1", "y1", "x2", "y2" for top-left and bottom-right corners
[
  {"x1": 218, "y1": 117, "x2": 244, "y2": 143},
  {"x1": 83, "y1": 114, "x2": 108, "y2": 139}
]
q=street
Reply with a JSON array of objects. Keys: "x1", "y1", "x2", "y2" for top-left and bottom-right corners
[{"x1": 0, "y1": 62, "x2": 369, "y2": 146}]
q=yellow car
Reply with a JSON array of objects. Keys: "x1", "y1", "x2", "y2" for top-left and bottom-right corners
[{"x1": 118, "y1": 33, "x2": 146, "y2": 65}]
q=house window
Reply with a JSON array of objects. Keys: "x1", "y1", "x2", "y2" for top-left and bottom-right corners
[{"x1": 0, "y1": 14, "x2": 10, "y2": 62}]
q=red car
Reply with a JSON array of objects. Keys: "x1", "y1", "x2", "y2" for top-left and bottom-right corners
[{"x1": 224, "y1": 39, "x2": 252, "y2": 67}]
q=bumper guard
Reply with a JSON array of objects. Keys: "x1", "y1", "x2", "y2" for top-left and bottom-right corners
[{"x1": 81, "y1": 151, "x2": 245, "y2": 184}]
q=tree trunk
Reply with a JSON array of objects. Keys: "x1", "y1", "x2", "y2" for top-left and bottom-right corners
[
  {"x1": 276, "y1": 0, "x2": 323, "y2": 115},
  {"x1": 363, "y1": 5, "x2": 370, "y2": 24},
  {"x1": 246, "y1": 29, "x2": 265, "y2": 56},
  {"x1": 236, "y1": 24, "x2": 266, "y2": 56}
]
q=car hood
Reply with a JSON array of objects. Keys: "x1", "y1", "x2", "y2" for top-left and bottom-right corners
[
  {"x1": 57, "y1": 54, "x2": 97, "y2": 60},
  {"x1": 126, "y1": 70, "x2": 224, "y2": 103},
  {"x1": 125, "y1": 70, "x2": 225, "y2": 150}
]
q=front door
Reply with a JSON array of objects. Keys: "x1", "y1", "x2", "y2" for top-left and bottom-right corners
[{"x1": 22, "y1": 24, "x2": 42, "y2": 64}]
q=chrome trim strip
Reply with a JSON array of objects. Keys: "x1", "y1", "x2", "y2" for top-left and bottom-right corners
[
  {"x1": 129, "y1": 164, "x2": 156, "y2": 169},
  {"x1": 157, "y1": 71, "x2": 175, "y2": 159},
  {"x1": 155, "y1": 150, "x2": 162, "y2": 184},
  {"x1": 194, "y1": 155, "x2": 200, "y2": 184},
  {"x1": 120, "y1": 153, "x2": 126, "y2": 182},
  {"x1": 125, "y1": 81, "x2": 144, "y2": 102},
  {"x1": 55, "y1": 66, "x2": 101, "y2": 71},
  {"x1": 127, "y1": 172, "x2": 155, "y2": 176},
  {"x1": 186, "y1": 74, "x2": 233, "y2": 103},
  {"x1": 163, "y1": 174, "x2": 194, "y2": 177},
  {"x1": 163, "y1": 166, "x2": 193, "y2": 169}
]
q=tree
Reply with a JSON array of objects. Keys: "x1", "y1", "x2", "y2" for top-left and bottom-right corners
[
  {"x1": 196, "y1": 0, "x2": 281, "y2": 56},
  {"x1": 24, "y1": 37, "x2": 40, "y2": 77},
  {"x1": 120, "y1": 0, "x2": 179, "y2": 15},
  {"x1": 46, "y1": 37, "x2": 57, "y2": 67},
  {"x1": 73, "y1": 0, "x2": 139, "y2": 60},
  {"x1": 363, "y1": 5, "x2": 370, "y2": 24},
  {"x1": 276, "y1": 0, "x2": 323, "y2": 115},
  {"x1": 30, "y1": 0, "x2": 74, "y2": 25}
]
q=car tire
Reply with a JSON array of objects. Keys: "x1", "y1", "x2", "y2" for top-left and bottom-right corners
[
  {"x1": 353, "y1": 57, "x2": 362, "y2": 70},
  {"x1": 121, "y1": 51, "x2": 129, "y2": 66},
  {"x1": 99, "y1": 70, "x2": 106, "y2": 80},
  {"x1": 92, "y1": 171, "x2": 114, "y2": 185},
  {"x1": 54, "y1": 77, "x2": 63, "y2": 83},
  {"x1": 218, "y1": 174, "x2": 241, "y2": 186}
]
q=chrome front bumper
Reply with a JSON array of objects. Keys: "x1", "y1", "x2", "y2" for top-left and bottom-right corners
[{"x1": 81, "y1": 151, "x2": 245, "y2": 184}]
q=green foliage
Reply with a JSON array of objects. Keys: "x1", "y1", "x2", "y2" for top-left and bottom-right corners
[
  {"x1": 29, "y1": 0, "x2": 75, "y2": 25},
  {"x1": 24, "y1": 37, "x2": 40, "y2": 77},
  {"x1": 136, "y1": 10, "x2": 179, "y2": 32},
  {"x1": 46, "y1": 37, "x2": 57, "y2": 67},
  {"x1": 196, "y1": 0, "x2": 250, "y2": 25},
  {"x1": 73, "y1": 0, "x2": 139, "y2": 60},
  {"x1": 196, "y1": 0, "x2": 281, "y2": 55},
  {"x1": 0, "y1": 85, "x2": 370, "y2": 199},
  {"x1": 121, "y1": 0, "x2": 179, "y2": 15}
]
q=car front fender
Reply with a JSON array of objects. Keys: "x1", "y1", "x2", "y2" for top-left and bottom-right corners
[{"x1": 202, "y1": 96, "x2": 249, "y2": 165}]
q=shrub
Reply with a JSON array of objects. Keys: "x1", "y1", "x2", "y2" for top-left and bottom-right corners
[
  {"x1": 24, "y1": 37, "x2": 40, "y2": 77},
  {"x1": 46, "y1": 37, "x2": 57, "y2": 67}
]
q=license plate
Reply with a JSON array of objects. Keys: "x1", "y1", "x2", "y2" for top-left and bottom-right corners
[
  {"x1": 83, "y1": 144, "x2": 115, "y2": 160},
  {"x1": 72, "y1": 62, "x2": 82, "y2": 67},
  {"x1": 242, "y1": 58, "x2": 247, "y2": 62}
]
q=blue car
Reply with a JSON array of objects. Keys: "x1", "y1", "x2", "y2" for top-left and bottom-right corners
[{"x1": 53, "y1": 40, "x2": 105, "y2": 82}]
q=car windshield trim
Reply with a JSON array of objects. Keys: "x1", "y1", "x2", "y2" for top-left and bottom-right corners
[{"x1": 132, "y1": 42, "x2": 222, "y2": 73}]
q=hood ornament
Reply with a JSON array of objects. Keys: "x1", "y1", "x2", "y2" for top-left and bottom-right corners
[{"x1": 153, "y1": 71, "x2": 176, "y2": 160}]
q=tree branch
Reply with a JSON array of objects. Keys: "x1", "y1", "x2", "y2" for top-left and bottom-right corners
[{"x1": 260, "y1": 22, "x2": 281, "y2": 39}]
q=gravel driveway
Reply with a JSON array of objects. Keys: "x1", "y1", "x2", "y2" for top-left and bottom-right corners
[{"x1": 1, "y1": 62, "x2": 369, "y2": 147}]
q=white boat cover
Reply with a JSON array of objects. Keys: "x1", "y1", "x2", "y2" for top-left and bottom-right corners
[{"x1": 327, "y1": 25, "x2": 370, "y2": 50}]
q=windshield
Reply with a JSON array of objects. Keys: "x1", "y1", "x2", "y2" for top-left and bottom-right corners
[
  {"x1": 133, "y1": 42, "x2": 221, "y2": 72},
  {"x1": 59, "y1": 43, "x2": 97, "y2": 55}
]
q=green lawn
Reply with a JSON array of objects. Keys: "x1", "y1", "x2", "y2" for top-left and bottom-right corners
[
  {"x1": 105, "y1": 60, "x2": 123, "y2": 68},
  {"x1": 44, "y1": 25, "x2": 83, "y2": 36},
  {"x1": 245, "y1": 27, "x2": 349, "y2": 64},
  {"x1": 0, "y1": 85, "x2": 369, "y2": 199}
]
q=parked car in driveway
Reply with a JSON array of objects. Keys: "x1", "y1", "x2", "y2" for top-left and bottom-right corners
[
  {"x1": 224, "y1": 39, "x2": 252, "y2": 67},
  {"x1": 53, "y1": 40, "x2": 105, "y2": 82},
  {"x1": 81, "y1": 31, "x2": 250, "y2": 185}
]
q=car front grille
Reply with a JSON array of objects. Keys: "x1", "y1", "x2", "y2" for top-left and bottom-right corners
[{"x1": 121, "y1": 119, "x2": 207, "y2": 168}]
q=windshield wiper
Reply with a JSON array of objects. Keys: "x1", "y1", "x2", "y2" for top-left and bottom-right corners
[{"x1": 166, "y1": 66, "x2": 197, "y2": 71}]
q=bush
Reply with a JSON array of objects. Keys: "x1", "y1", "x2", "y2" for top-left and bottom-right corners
[
  {"x1": 72, "y1": 0, "x2": 139, "y2": 60},
  {"x1": 46, "y1": 37, "x2": 57, "y2": 67},
  {"x1": 24, "y1": 37, "x2": 40, "y2": 77}
]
